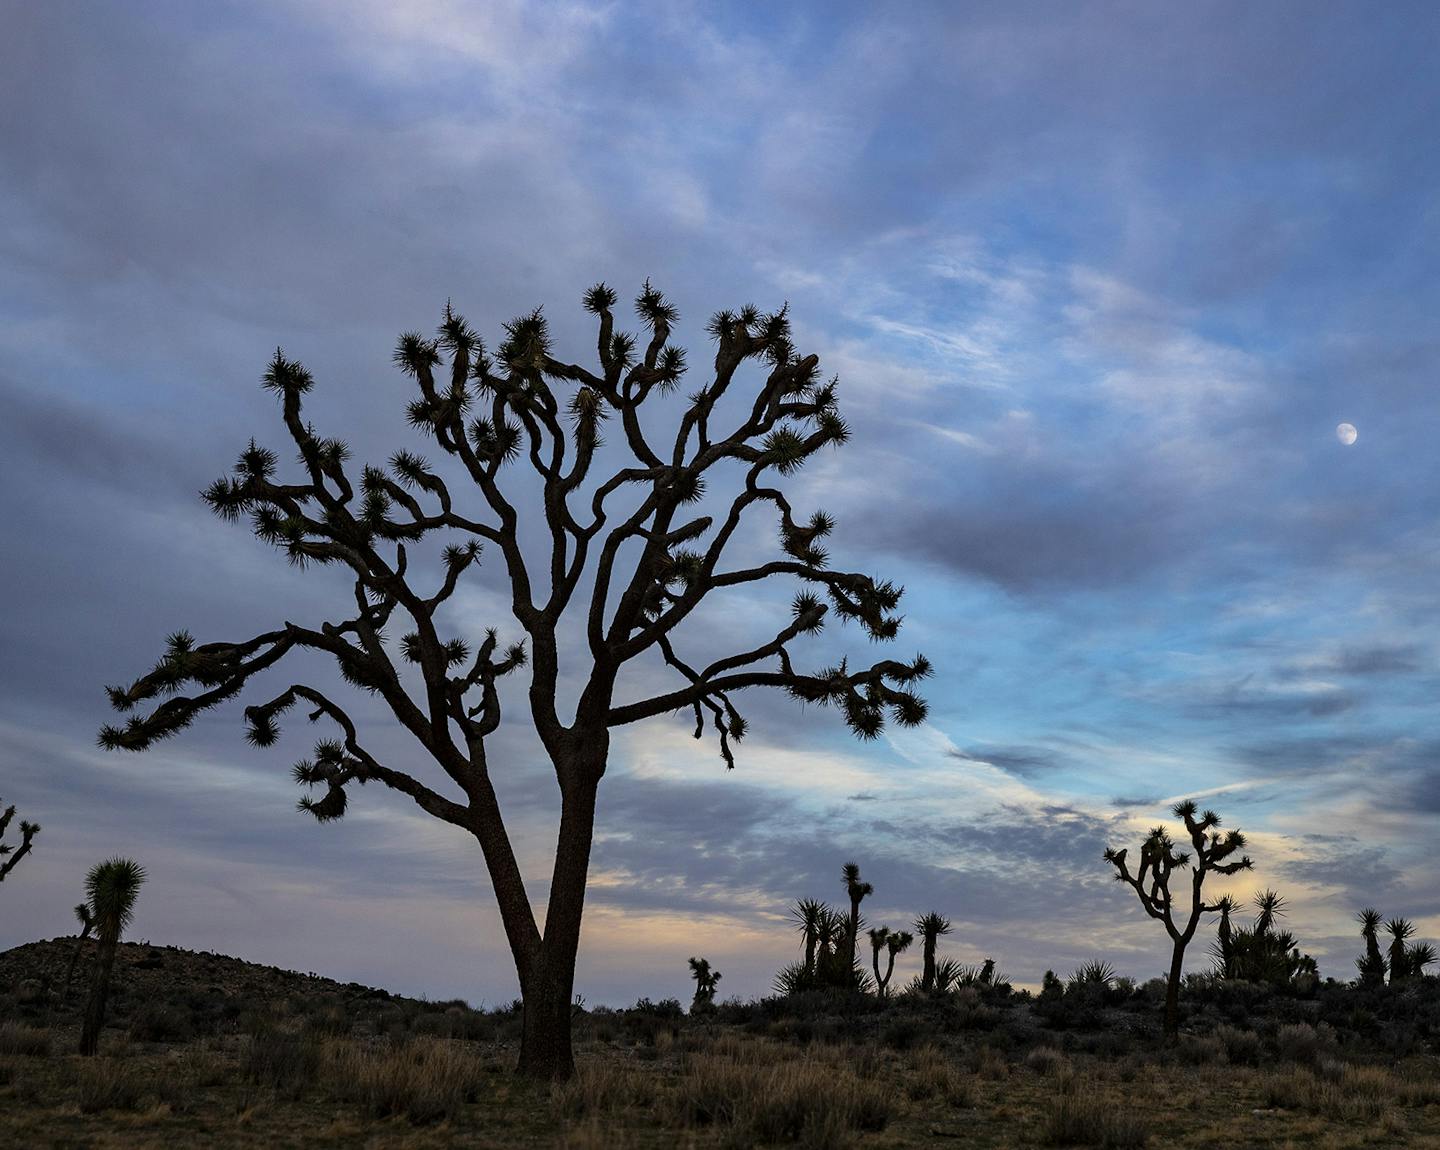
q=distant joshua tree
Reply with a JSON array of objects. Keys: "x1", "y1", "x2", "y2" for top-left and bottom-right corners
[
  {"x1": 1253, "y1": 889, "x2": 1287, "y2": 936},
  {"x1": 841, "y1": 861, "x2": 873, "y2": 971},
  {"x1": 868, "y1": 926, "x2": 913, "y2": 998},
  {"x1": 79, "y1": 857, "x2": 147, "y2": 1056},
  {"x1": 1356, "y1": 908, "x2": 1386, "y2": 987},
  {"x1": 1104, "y1": 800, "x2": 1253, "y2": 1037},
  {"x1": 791, "y1": 898, "x2": 827, "y2": 980},
  {"x1": 1225, "y1": 889, "x2": 1315, "y2": 988},
  {"x1": 913, "y1": 912, "x2": 953, "y2": 994},
  {"x1": 0, "y1": 798, "x2": 40, "y2": 884},
  {"x1": 97, "y1": 286, "x2": 929, "y2": 1079},
  {"x1": 688, "y1": 957, "x2": 721, "y2": 1011}
]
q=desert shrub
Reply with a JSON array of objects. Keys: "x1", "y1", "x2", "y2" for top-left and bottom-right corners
[
  {"x1": 881, "y1": 1015, "x2": 929, "y2": 1051},
  {"x1": 1042, "y1": 1080, "x2": 1149, "y2": 1147},
  {"x1": 302, "y1": 1002, "x2": 351, "y2": 1038},
  {"x1": 240, "y1": 1030, "x2": 324, "y2": 1098},
  {"x1": 1025, "y1": 1045, "x2": 1071, "y2": 1077},
  {"x1": 76, "y1": 1058, "x2": 143, "y2": 1113},
  {"x1": 1214, "y1": 1024, "x2": 1262, "y2": 1066},
  {"x1": 1177, "y1": 1034, "x2": 1226, "y2": 1065},
  {"x1": 1274, "y1": 1022, "x2": 1326, "y2": 1064},
  {"x1": 906, "y1": 1045, "x2": 973, "y2": 1107},
  {"x1": 328, "y1": 1036, "x2": 485, "y2": 1124},
  {"x1": 128, "y1": 1002, "x2": 194, "y2": 1043},
  {"x1": 0, "y1": 1023, "x2": 51, "y2": 1057}
]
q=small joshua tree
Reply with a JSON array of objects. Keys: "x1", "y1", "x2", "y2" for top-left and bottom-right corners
[
  {"x1": 688, "y1": 956, "x2": 721, "y2": 1011},
  {"x1": 1356, "y1": 908, "x2": 1387, "y2": 987},
  {"x1": 913, "y1": 912, "x2": 952, "y2": 994},
  {"x1": 0, "y1": 798, "x2": 40, "y2": 884},
  {"x1": 841, "y1": 861, "x2": 873, "y2": 971},
  {"x1": 1104, "y1": 800, "x2": 1252, "y2": 1037},
  {"x1": 1387, "y1": 918, "x2": 1416, "y2": 985},
  {"x1": 79, "y1": 857, "x2": 147, "y2": 1056},
  {"x1": 1253, "y1": 889, "x2": 1287, "y2": 936},
  {"x1": 869, "y1": 926, "x2": 913, "y2": 998},
  {"x1": 98, "y1": 285, "x2": 930, "y2": 1079}
]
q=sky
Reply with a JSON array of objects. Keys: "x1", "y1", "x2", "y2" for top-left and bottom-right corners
[{"x1": 3, "y1": 1, "x2": 1440, "y2": 1006}]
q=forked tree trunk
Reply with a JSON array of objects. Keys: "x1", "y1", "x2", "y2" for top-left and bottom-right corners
[{"x1": 515, "y1": 766, "x2": 600, "y2": 1081}]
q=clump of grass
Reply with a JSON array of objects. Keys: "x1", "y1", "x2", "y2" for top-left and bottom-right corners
[
  {"x1": 1025, "y1": 1044, "x2": 1070, "y2": 1077},
  {"x1": 552, "y1": 1060, "x2": 658, "y2": 1119},
  {"x1": 239, "y1": 1030, "x2": 324, "y2": 1099},
  {"x1": 327, "y1": 1036, "x2": 485, "y2": 1124},
  {"x1": 76, "y1": 1058, "x2": 143, "y2": 1113},
  {"x1": 1262, "y1": 1064, "x2": 1393, "y2": 1121},
  {"x1": 906, "y1": 1045, "x2": 973, "y2": 1107},
  {"x1": 1042, "y1": 1079, "x2": 1148, "y2": 1147},
  {"x1": 668, "y1": 1053, "x2": 891, "y2": 1143},
  {"x1": 0, "y1": 1022, "x2": 51, "y2": 1057}
]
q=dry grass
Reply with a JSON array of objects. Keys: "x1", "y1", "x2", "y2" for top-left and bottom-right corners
[
  {"x1": 0, "y1": 1022, "x2": 51, "y2": 1057},
  {"x1": 325, "y1": 1035, "x2": 488, "y2": 1124},
  {"x1": 1042, "y1": 1076, "x2": 1149, "y2": 1147},
  {"x1": 4, "y1": 1021, "x2": 1440, "y2": 1147}
]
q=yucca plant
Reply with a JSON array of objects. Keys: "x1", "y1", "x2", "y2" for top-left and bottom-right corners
[
  {"x1": 79, "y1": 857, "x2": 147, "y2": 1056},
  {"x1": 790, "y1": 898, "x2": 827, "y2": 979},
  {"x1": 1356, "y1": 908, "x2": 1387, "y2": 987},
  {"x1": 1407, "y1": 942, "x2": 1436, "y2": 978},
  {"x1": 1104, "y1": 800, "x2": 1253, "y2": 1037},
  {"x1": 688, "y1": 956, "x2": 721, "y2": 1011},
  {"x1": 913, "y1": 912, "x2": 953, "y2": 994},
  {"x1": 1253, "y1": 889, "x2": 1287, "y2": 937},
  {"x1": 0, "y1": 797, "x2": 40, "y2": 884},
  {"x1": 1387, "y1": 918, "x2": 1417, "y2": 985},
  {"x1": 1212, "y1": 895, "x2": 1242, "y2": 978}
]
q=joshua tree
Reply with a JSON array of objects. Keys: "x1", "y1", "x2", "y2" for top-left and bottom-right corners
[
  {"x1": 1357, "y1": 908, "x2": 1387, "y2": 987},
  {"x1": 0, "y1": 798, "x2": 40, "y2": 884},
  {"x1": 841, "y1": 861, "x2": 873, "y2": 970},
  {"x1": 791, "y1": 898, "x2": 827, "y2": 979},
  {"x1": 96, "y1": 288, "x2": 930, "y2": 1079},
  {"x1": 688, "y1": 956, "x2": 721, "y2": 1011},
  {"x1": 1104, "y1": 800, "x2": 1253, "y2": 1037},
  {"x1": 913, "y1": 912, "x2": 952, "y2": 993},
  {"x1": 1407, "y1": 942, "x2": 1437, "y2": 978},
  {"x1": 869, "y1": 926, "x2": 913, "y2": 998},
  {"x1": 61, "y1": 902, "x2": 97, "y2": 1003},
  {"x1": 1387, "y1": 918, "x2": 1416, "y2": 985},
  {"x1": 79, "y1": 858, "x2": 146, "y2": 1056}
]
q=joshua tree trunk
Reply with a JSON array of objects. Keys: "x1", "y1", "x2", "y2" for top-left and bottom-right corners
[
  {"x1": 79, "y1": 933, "x2": 119, "y2": 1056},
  {"x1": 514, "y1": 763, "x2": 599, "y2": 1081},
  {"x1": 1163, "y1": 940, "x2": 1186, "y2": 1038},
  {"x1": 804, "y1": 929, "x2": 817, "y2": 977},
  {"x1": 61, "y1": 933, "x2": 93, "y2": 1004}
]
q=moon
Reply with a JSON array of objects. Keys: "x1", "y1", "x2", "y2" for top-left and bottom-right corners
[{"x1": 1336, "y1": 422, "x2": 1358, "y2": 446}]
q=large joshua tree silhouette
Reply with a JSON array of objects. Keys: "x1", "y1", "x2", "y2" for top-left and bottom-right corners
[
  {"x1": 98, "y1": 285, "x2": 930, "y2": 1080},
  {"x1": 0, "y1": 798, "x2": 40, "y2": 884},
  {"x1": 1104, "y1": 800, "x2": 1252, "y2": 1037}
]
